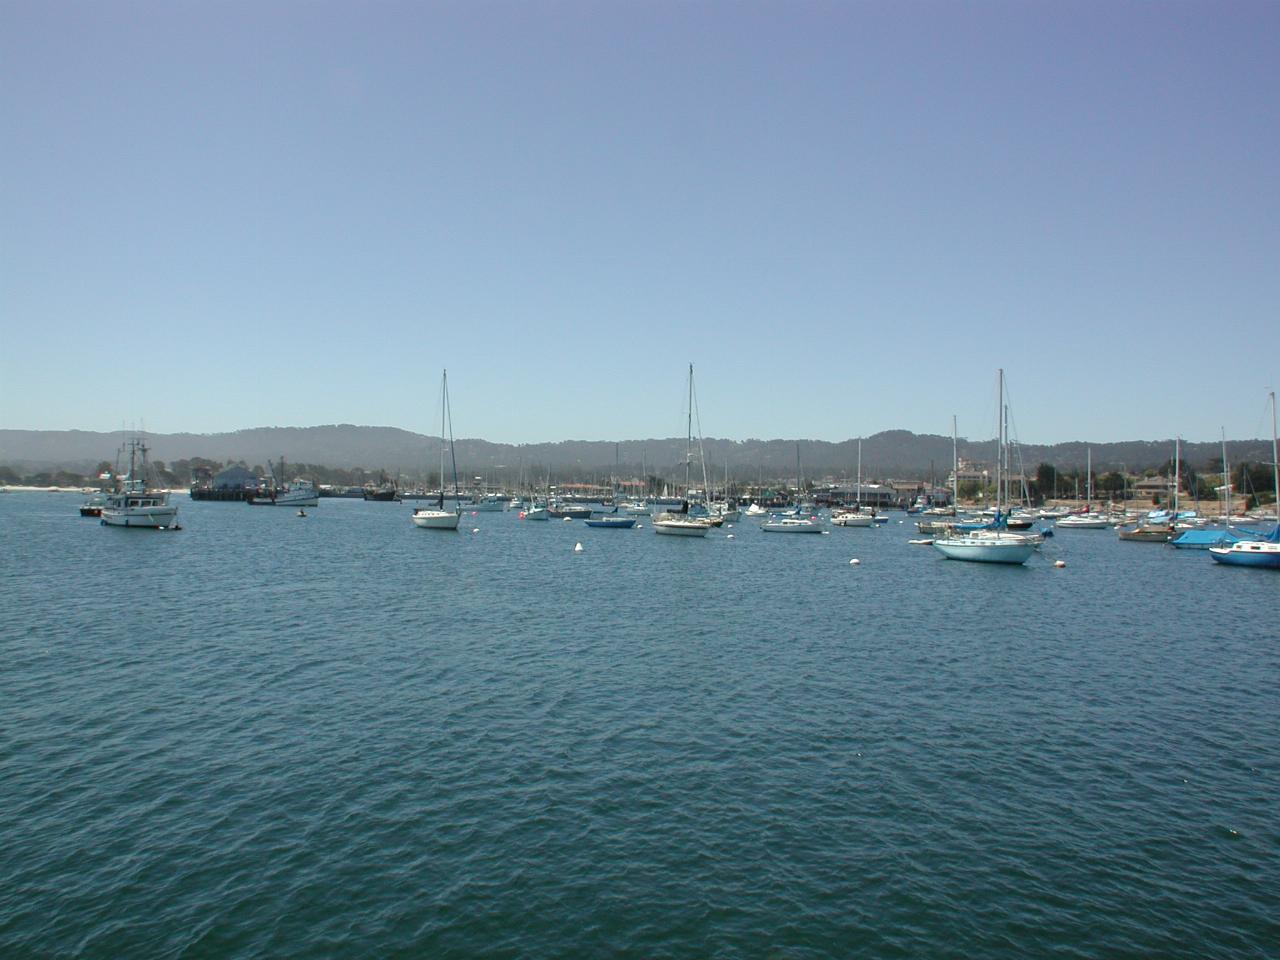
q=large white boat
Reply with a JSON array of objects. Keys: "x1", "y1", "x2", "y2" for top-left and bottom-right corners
[
  {"x1": 933, "y1": 529, "x2": 1037, "y2": 563},
  {"x1": 100, "y1": 439, "x2": 180, "y2": 530},
  {"x1": 250, "y1": 460, "x2": 319, "y2": 507},
  {"x1": 412, "y1": 370, "x2": 463, "y2": 531}
]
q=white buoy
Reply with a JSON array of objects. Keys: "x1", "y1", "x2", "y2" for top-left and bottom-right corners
[
  {"x1": 574, "y1": 542, "x2": 584, "y2": 552},
  {"x1": 472, "y1": 527, "x2": 480, "y2": 533},
  {"x1": 1054, "y1": 559, "x2": 1066, "y2": 568},
  {"x1": 726, "y1": 533, "x2": 735, "y2": 539},
  {"x1": 563, "y1": 516, "x2": 573, "y2": 522},
  {"x1": 636, "y1": 523, "x2": 643, "y2": 528},
  {"x1": 850, "y1": 558, "x2": 860, "y2": 565}
]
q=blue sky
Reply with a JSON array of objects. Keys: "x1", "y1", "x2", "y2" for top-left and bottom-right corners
[{"x1": 2, "y1": 1, "x2": 1277, "y2": 444}]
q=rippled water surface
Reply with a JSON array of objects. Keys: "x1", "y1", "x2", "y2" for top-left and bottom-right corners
[{"x1": 2, "y1": 493, "x2": 1277, "y2": 958}]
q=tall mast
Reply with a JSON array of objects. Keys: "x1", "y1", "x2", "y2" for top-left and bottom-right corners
[
  {"x1": 856, "y1": 438, "x2": 862, "y2": 509},
  {"x1": 996, "y1": 369, "x2": 1004, "y2": 515},
  {"x1": 1221, "y1": 428, "x2": 1230, "y2": 518},
  {"x1": 1086, "y1": 448, "x2": 1092, "y2": 506},
  {"x1": 446, "y1": 371, "x2": 460, "y2": 506},
  {"x1": 1272, "y1": 390, "x2": 1279, "y2": 524},
  {"x1": 439, "y1": 370, "x2": 447, "y2": 509},
  {"x1": 951, "y1": 415, "x2": 958, "y2": 507},
  {"x1": 1173, "y1": 436, "x2": 1181, "y2": 514},
  {"x1": 685, "y1": 363, "x2": 693, "y2": 499}
]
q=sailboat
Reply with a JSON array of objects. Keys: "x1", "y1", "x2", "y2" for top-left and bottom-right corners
[
  {"x1": 585, "y1": 446, "x2": 637, "y2": 528},
  {"x1": 411, "y1": 370, "x2": 463, "y2": 530},
  {"x1": 523, "y1": 468, "x2": 551, "y2": 520},
  {"x1": 933, "y1": 370, "x2": 1036, "y2": 564},
  {"x1": 1210, "y1": 391, "x2": 1280, "y2": 568},
  {"x1": 762, "y1": 443, "x2": 824, "y2": 533},
  {"x1": 1117, "y1": 438, "x2": 1180, "y2": 542},
  {"x1": 832, "y1": 439, "x2": 875, "y2": 527},
  {"x1": 654, "y1": 364, "x2": 711, "y2": 537}
]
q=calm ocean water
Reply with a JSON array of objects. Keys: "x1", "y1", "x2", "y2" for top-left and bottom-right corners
[{"x1": 2, "y1": 492, "x2": 1276, "y2": 958}]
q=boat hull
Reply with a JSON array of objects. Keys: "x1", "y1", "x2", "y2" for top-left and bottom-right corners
[
  {"x1": 653, "y1": 520, "x2": 709, "y2": 537},
  {"x1": 101, "y1": 506, "x2": 179, "y2": 528},
  {"x1": 1209, "y1": 542, "x2": 1280, "y2": 567},
  {"x1": 761, "y1": 518, "x2": 825, "y2": 533},
  {"x1": 250, "y1": 492, "x2": 318, "y2": 507},
  {"x1": 584, "y1": 517, "x2": 637, "y2": 528},
  {"x1": 832, "y1": 514, "x2": 875, "y2": 527},
  {"x1": 933, "y1": 537, "x2": 1035, "y2": 564},
  {"x1": 411, "y1": 510, "x2": 461, "y2": 529}
]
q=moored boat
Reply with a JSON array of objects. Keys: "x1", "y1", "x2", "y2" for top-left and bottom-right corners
[
  {"x1": 1210, "y1": 391, "x2": 1280, "y2": 570},
  {"x1": 412, "y1": 371, "x2": 463, "y2": 531},
  {"x1": 100, "y1": 439, "x2": 180, "y2": 530}
]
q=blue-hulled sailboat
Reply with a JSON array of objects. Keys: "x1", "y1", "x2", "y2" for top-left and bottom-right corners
[{"x1": 1210, "y1": 391, "x2": 1280, "y2": 569}]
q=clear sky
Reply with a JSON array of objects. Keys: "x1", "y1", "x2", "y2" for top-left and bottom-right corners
[{"x1": 2, "y1": 1, "x2": 1277, "y2": 444}]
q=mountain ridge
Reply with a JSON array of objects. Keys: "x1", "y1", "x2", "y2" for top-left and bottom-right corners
[{"x1": 2, "y1": 426, "x2": 1272, "y2": 479}]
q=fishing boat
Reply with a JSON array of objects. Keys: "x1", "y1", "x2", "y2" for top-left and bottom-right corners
[
  {"x1": 1210, "y1": 391, "x2": 1280, "y2": 569},
  {"x1": 250, "y1": 458, "x2": 319, "y2": 507},
  {"x1": 100, "y1": 439, "x2": 180, "y2": 529},
  {"x1": 411, "y1": 371, "x2": 463, "y2": 530},
  {"x1": 363, "y1": 471, "x2": 400, "y2": 502},
  {"x1": 79, "y1": 491, "x2": 108, "y2": 517},
  {"x1": 465, "y1": 493, "x2": 507, "y2": 512},
  {"x1": 934, "y1": 371, "x2": 1036, "y2": 564}
]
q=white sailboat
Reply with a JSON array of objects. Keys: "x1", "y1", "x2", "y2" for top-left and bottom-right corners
[
  {"x1": 763, "y1": 442, "x2": 824, "y2": 533},
  {"x1": 832, "y1": 439, "x2": 875, "y2": 527},
  {"x1": 655, "y1": 364, "x2": 711, "y2": 538},
  {"x1": 1210, "y1": 390, "x2": 1280, "y2": 568},
  {"x1": 933, "y1": 370, "x2": 1036, "y2": 564},
  {"x1": 411, "y1": 370, "x2": 463, "y2": 530}
]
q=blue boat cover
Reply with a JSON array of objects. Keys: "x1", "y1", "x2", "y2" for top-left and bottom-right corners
[{"x1": 1171, "y1": 529, "x2": 1237, "y2": 549}]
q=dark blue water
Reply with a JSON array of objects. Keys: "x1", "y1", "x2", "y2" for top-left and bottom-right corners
[{"x1": 2, "y1": 493, "x2": 1277, "y2": 958}]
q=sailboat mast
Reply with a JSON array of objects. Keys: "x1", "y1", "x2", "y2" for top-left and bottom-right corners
[
  {"x1": 1003, "y1": 398, "x2": 1010, "y2": 509},
  {"x1": 1271, "y1": 390, "x2": 1279, "y2": 524},
  {"x1": 1174, "y1": 436, "x2": 1181, "y2": 514},
  {"x1": 1221, "y1": 428, "x2": 1230, "y2": 518},
  {"x1": 951, "y1": 415, "x2": 958, "y2": 507},
  {"x1": 996, "y1": 369, "x2": 1004, "y2": 515},
  {"x1": 856, "y1": 438, "x2": 862, "y2": 509},
  {"x1": 685, "y1": 363, "x2": 693, "y2": 499}
]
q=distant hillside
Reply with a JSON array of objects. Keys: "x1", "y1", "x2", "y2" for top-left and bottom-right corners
[{"x1": 0, "y1": 426, "x2": 1272, "y2": 481}]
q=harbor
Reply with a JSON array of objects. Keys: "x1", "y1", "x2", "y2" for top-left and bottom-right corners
[{"x1": 3, "y1": 488, "x2": 1277, "y2": 958}]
